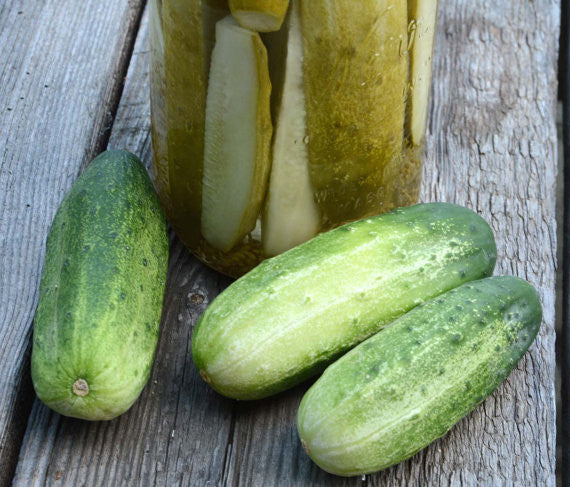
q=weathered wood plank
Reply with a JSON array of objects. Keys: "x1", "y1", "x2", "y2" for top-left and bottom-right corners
[
  {"x1": 557, "y1": 2, "x2": 570, "y2": 485},
  {"x1": 13, "y1": 0, "x2": 559, "y2": 485},
  {"x1": 0, "y1": 0, "x2": 145, "y2": 483}
]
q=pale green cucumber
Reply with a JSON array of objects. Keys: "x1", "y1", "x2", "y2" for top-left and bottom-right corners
[
  {"x1": 262, "y1": 0, "x2": 319, "y2": 256},
  {"x1": 201, "y1": 16, "x2": 273, "y2": 252},
  {"x1": 298, "y1": 276, "x2": 542, "y2": 476},
  {"x1": 192, "y1": 203, "x2": 497, "y2": 400},
  {"x1": 31, "y1": 151, "x2": 169, "y2": 421}
]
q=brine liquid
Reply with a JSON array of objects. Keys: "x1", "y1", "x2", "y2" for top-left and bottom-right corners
[{"x1": 149, "y1": 0, "x2": 435, "y2": 277}]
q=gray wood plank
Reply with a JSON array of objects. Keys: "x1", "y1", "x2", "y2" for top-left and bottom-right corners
[
  {"x1": 0, "y1": 0, "x2": 145, "y2": 484},
  {"x1": 557, "y1": 2, "x2": 570, "y2": 485},
  {"x1": 13, "y1": 0, "x2": 559, "y2": 485}
]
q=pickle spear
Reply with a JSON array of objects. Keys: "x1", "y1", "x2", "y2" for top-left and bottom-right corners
[
  {"x1": 301, "y1": 0, "x2": 409, "y2": 226},
  {"x1": 408, "y1": 0, "x2": 438, "y2": 145},
  {"x1": 149, "y1": 0, "x2": 168, "y2": 199},
  {"x1": 262, "y1": 0, "x2": 319, "y2": 256},
  {"x1": 229, "y1": 0, "x2": 290, "y2": 32},
  {"x1": 202, "y1": 16, "x2": 273, "y2": 252},
  {"x1": 158, "y1": 0, "x2": 228, "y2": 248}
]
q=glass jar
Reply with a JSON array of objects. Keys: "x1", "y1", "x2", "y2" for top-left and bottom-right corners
[{"x1": 149, "y1": 0, "x2": 438, "y2": 277}]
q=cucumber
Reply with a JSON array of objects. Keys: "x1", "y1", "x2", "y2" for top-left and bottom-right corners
[
  {"x1": 192, "y1": 203, "x2": 497, "y2": 400},
  {"x1": 297, "y1": 276, "x2": 542, "y2": 476},
  {"x1": 31, "y1": 151, "x2": 169, "y2": 421},
  {"x1": 229, "y1": 0, "x2": 290, "y2": 32},
  {"x1": 201, "y1": 16, "x2": 273, "y2": 252}
]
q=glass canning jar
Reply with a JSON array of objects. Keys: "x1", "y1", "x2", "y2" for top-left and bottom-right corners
[{"x1": 149, "y1": 0, "x2": 438, "y2": 277}]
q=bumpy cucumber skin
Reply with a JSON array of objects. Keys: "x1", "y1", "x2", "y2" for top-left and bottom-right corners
[
  {"x1": 298, "y1": 276, "x2": 542, "y2": 476},
  {"x1": 31, "y1": 151, "x2": 169, "y2": 421},
  {"x1": 192, "y1": 203, "x2": 497, "y2": 400}
]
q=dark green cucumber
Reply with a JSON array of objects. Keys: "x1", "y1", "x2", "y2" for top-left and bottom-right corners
[
  {"x1": 192, "y1": 203, "x2": 497, "y2": 400},
  {"x1": 31, "y1": 150, "x2": 169, "y2": 420},
  {"x1": 297, "y1": 276, "x2": 542, "y2": 476}
]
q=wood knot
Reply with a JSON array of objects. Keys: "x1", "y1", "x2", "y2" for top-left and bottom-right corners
[
  {"x1": 189, "y1": 293, "x2": 205, "y2": 305},
  {"x1": 72, "y1": 378, "x2": 89, "y2": 397}
]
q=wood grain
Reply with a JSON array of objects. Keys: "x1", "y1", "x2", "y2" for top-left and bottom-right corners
[
  {"x1": 557, "y1": 2, "x2": 570, "y2": 485},
  {"x1": 11, "y1": 0, "x2": 559, "y2": 485},
  {"x1": 0, "y1": 0, "x2": 145, "y2": 484},
  {"x1": 14, "y1": 8, "x2": 234, "y2": 486}
]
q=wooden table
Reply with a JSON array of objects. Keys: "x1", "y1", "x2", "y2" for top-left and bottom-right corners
[{"x1": 0, "y1": 1, "x2": 561, "y2": 485}]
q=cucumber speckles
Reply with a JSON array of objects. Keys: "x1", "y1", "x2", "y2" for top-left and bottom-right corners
[
  {"x1": 31, "y1": 151, "x2": 169, "y2": 421},
  {"x1": 297, "y1": 276, "x2": 542, "y2": 476},
  {"x1": 192, "y1": 203, "x2": 497, "y2": 400}
]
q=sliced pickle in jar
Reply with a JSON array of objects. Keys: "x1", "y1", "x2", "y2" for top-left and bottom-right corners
[
  {"x1": 301, "y1": 0, "x2": 409, "y2": 227},
  {"x1": 202, "y1": 16, "x2": 273, "y2": 253},
  {"x1": 229, "y1": 0, "x2": 290, "y2": 32},
  {"x1": 262, "y1": 0, "x2": 319, "y2": 256},
  {"x1": 408, "y1": 0, "x2": 438, "y2": 145},
  {"x1": 159, "y1": 0, "x2": 228, "y2": 248},
  {"x1": 149, "y1": 0, "x2": 168, "y2": 200},
  {"x1": 203, "y1": 0, "x2": 230, "y2": 67}
]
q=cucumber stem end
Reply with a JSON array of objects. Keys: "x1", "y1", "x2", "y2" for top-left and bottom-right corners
[{"x1": 72, "y1": 378, "x2": 90, "y2": 397}]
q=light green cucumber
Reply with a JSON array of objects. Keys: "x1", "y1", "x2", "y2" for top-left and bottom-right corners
[
  {"x1": 298, "y1": 276, "x2": 542, "y2": 476},
  {"x1": 31, "y1": 151, "x2": 169, "y2": 421},
  {"x1": 192, "y1": 203, "x2": 497, "y2": 400}
]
